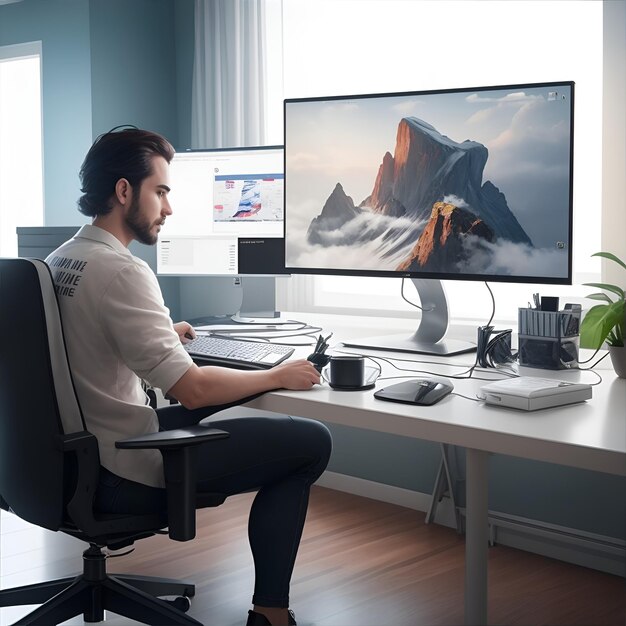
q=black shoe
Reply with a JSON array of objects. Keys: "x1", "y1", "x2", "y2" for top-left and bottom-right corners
[{"x1": 246, "y1": 609, "x2": 297, "y2": 626}]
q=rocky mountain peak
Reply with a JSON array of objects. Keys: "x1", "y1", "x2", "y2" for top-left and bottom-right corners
[
  {"x1": 358, "y1": 116, "x2": 531, "y2": 245},
  {"x1": 363, "y1": 151, "x2": 406, "y2": 217},
  {"x1": 397, "y1": 201, "x2": 494, "y2": 272},
  {"x1": 320, "y1": 183, "x2": 357, "y2": 219},
  {"x1": 307, "y1": 182, "x2": 362, "y2": 245}
]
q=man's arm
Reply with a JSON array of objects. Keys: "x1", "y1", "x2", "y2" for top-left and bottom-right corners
[{"x1": 167, "y1": 359, "x2": 320, "y2": 410}]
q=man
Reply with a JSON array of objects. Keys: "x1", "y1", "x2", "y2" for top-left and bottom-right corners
[{"x1": 46, "y1": 127, "x2": 332, "y2": 626}]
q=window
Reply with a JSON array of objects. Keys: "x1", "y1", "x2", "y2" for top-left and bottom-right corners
[
  {"x1": 275, "y1": 0, "x2": 603, "y2": 324},
  {"x1": 0, "y1": 41, "x2": 44, "y2": 256}
]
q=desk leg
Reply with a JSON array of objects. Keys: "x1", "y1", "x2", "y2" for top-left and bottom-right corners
[{"x1": 465, "y1": 448, "x2": 489, "y2": 626}]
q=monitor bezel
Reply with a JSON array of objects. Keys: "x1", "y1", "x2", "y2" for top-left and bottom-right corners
[{"x1": 283, "y1": 80, "x2": 575, "y2": 286}]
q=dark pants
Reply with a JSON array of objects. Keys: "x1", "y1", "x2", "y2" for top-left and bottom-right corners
[{"x1": 95, "y1": 402, "x2": 332, "y2": 608}]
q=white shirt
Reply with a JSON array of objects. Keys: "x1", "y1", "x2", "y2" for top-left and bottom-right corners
[{"x1": 46, "y1": 225, "x2": 193, "y2": 487}]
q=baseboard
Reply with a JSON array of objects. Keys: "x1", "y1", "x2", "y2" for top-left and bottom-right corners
[
  {"x1": 317, "y1": 471, "x2": 626, "y2": 577},
  {"x1": 316, "y1": 472, "x2": 460, "y2": 529},
  {"x1": 477, "y1": 509, "x2": 626, "y2": 577}
]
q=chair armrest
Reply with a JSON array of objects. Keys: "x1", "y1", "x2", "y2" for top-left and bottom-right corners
[
  {"x1": 116, "y1": 425, "x2": 230, "y2": 541},
  {"x1": 115, "y1": 424, "x2": 229, "y2": 450}
]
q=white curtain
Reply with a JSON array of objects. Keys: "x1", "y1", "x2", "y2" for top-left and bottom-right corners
[{"x1": 192, "y1": 0, "x2": 266, "y2": 148}]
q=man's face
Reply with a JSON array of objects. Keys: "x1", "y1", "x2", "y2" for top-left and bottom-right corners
[{"x1": 125, "y1": 156, "x2": 172, "y2": 246}]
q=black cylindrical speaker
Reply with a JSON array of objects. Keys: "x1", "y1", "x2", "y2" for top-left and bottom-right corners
[{"x1": 329, "y1": 355, "x2": 365, "y2": 389}]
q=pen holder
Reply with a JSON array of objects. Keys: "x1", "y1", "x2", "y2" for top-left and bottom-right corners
[{"x1": 518, "y1": 308, "x2": 580, "y2": 370}]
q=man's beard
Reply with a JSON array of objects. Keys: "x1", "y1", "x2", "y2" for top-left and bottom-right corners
[{"x1": 125, "y1": 195, "x2": 160, "y2": 246}]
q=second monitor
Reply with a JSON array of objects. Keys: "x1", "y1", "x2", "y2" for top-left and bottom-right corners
[
  {"x1": 158, "y1": 145, "x2": 285, "y2": 277},
  {"x1": 158, "y1": 145, "x2": 287, "y2": 322}
]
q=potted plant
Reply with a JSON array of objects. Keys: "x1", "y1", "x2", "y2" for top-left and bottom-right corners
[{"x1": 580, "y1": 252, "x2": 626, "y2": 378}]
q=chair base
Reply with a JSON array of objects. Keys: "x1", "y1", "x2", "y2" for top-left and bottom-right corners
[{"x1": 0, "y1": 545, "x2": 200, "y2": 625}]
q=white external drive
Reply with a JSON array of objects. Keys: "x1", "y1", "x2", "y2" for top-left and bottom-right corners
[{"x1": 479, "y1": 377, "x2": 592, "y2": 411}]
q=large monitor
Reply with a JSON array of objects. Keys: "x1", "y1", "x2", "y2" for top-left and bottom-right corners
[
  {"x1": 284, "y1": 81, "x2": 574, "y2": 355},
  {"x1": 158, "y1": 145, "x2": 287, "y2": 321}
]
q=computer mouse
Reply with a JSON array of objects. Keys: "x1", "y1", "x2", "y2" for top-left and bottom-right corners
[{"x1": 374, "y1": 378, "x2": 454, "y2": 406}]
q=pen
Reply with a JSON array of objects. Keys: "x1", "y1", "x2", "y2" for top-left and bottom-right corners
[
  {"x1": 314, "y1": 335, "x2": 323, "y2": 353},
  {"x1": 324, "y1": 332, "x2": 333, "y2": 345}
]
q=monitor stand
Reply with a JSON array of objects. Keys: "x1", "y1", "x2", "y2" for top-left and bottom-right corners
[
  {"x1": 231, "y1": 277, "x2": 292, "y2": 324},
  {"x1": 342, "y1": 278, "x2": 476, "y2": 357}
]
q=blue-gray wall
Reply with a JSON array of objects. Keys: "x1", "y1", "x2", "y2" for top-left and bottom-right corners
[
  {"x1": 331, "y1": 427, "x2": 625, "y2": 540},
  {"x1": 89, "y1": 0, "x2": 180, "y2": 142},
  {"x1": 2, "y1": 0, "x2": 624, "y2": 543}
]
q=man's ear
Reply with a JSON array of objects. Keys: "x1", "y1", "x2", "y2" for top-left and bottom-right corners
[{"x1": 114, "y1": 178, "x2": 132, "y2": 206}]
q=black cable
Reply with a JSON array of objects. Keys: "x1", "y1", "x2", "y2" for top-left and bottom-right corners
[
  {"x1": 451, "y1": 391, "x2": 483, "y2": 402},
  {"x1": 400, "y1": 278, "x2": 435, "y2": 311},
  {"x1": 577, "y1": 347, "x2": 604, "y2": 365},
  {"x1": 475, "y1": 282, "x2": 518, "y2": 370},
  {"x1": 364, "y1": 355, "x2": 383, "y2": 382},
  {"x1": 366, "y1": 354, "x2": 518, "y2": 382},
  {"x1": 208, "y1": 321, "x2": 318, "y2": 334},
  {"x1": 484, "y1": 281, "x2": 496, "y2": 327},
  {"x1": 206, "y1": 322, "x2": 323, "y2": 346},
  {"x1": 577, "y1": 358, "x2": 608, "y2": 384},
  {"x1": 451, "y1": 281, "x2": 498, "y2": 379},
  {"x1": 214, "y1": 333, "x2": 319, "y2": 347}
]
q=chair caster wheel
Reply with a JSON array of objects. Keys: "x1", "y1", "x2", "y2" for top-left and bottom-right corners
[{"x1": 162, "y1": 595, "x2": 192, "y2": 613}]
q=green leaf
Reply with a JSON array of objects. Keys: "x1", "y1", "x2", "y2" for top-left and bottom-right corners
[
  {"x1": 580, "y1": 300, "x2": 626, "y2": 349},
  {"x1": 607, "y1": 327, "x2": 624, "y2": 347},
  {"x1": 583, "y1": 282, "x2": 624, "y2": 300},
  {"x1": 586, "y1": 292, "x2": 614, "y2": 304},
  {"x1": 592, "y1": 251, "x2": 626, "y2": 272}
]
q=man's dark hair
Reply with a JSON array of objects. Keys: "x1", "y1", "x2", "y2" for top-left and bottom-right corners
[{"x1": 78, "y1": 126, "x2": 175, "y2": 217}]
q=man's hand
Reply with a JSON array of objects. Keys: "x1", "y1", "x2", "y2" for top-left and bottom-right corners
[
  {"x1": 271, "y1": 359, "x2": 321, "y2": 390},
  {"x1": 173, "y1": 321, "x2": 195, "y2": 344}
]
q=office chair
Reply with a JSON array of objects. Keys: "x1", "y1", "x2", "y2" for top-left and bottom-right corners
[{"x1": 0, "y1": 257, "x2": 230, "y2": 625}]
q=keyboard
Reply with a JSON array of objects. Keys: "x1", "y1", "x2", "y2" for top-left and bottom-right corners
[{"x1": 184, "y1": 335, "x2": 295, "y2": 370}]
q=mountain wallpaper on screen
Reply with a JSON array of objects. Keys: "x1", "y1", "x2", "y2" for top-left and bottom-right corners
[{"x1": 306, "y1": 116, "x2": 533, "y2": 274}]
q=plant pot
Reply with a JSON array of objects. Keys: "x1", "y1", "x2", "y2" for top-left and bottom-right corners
[{"x1": 608, "y1": 345, "x2": 626, "y2": 378}]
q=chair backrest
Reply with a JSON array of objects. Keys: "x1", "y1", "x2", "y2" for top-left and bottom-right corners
[{"x1": 0, "y1": 258, "x2": 88, "y2": 530}]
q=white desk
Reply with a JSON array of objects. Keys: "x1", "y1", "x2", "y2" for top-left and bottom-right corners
[{"x1": 242, "y1": 313, "x2": 626, "y2": 625}]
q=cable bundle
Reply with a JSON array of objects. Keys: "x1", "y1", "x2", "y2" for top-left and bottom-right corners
[
  {"x1": 307, "y1": 333, "x2": 333, "y2": 372},
  {"x1": 476, "y1": 326, "x2": 517, "y2": 368}
]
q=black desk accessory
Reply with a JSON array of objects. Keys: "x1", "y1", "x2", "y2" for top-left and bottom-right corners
[
  {"x1": 518, "y1": 304, "x2": 581, "y2": 369},
  {"x1": 541, "y1": 296, "x2": 560, "y2": 312},
  {"x1": 374, "y1": 378, "x2": 454, "y2": 406},
  {"x1": 307, "y1": 333, "x2": 332, "y2": 372},
  {"x1": 329, "y1": 355, "x2": 364, "y2": 388},
  {"x1": 322, "y1": 355, "x2": 378, "y2": 391},
  {"x1": 323, "y1": 358, "x2": 379, "y2": 391},
  {"x1": 476, "y1": 325, "x2": 516, "y2": 368}
]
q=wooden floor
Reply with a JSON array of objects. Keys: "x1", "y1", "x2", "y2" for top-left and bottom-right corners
[{"x1": 1, "y1": 486, "x2": 625, "y2": 625}]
